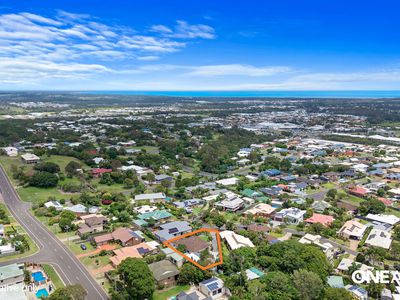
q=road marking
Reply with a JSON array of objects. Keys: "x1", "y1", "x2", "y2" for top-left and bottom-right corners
[{"x1": 0, "y1": 168, "x2": 108, "y2": 300}]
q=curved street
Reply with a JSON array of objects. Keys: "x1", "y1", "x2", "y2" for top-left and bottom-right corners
[{"x1": 0, "y1": 166, "x2": 109, "y2": 300}]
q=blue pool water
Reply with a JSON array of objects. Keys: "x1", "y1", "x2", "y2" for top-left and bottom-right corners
[
  {"x1": 36, "y1": 288, "x2": 49, "y2": 298},
  {"x1": 32, "y1": 271, "x2": 46, "y2": 283}
]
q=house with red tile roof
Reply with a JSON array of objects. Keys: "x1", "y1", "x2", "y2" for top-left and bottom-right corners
[
  {"x1": 377, "y1": 197, "x2": 393, "y2": 207},
  {"x1": 305, "y1": 213, "x2": 334, "y2": 227},
  {"x1": 90, "y1": 168, "x2": 112, "y2": 178},
  {"x1": 348, "y1": 186, "x2": 369, "y2": 198}
]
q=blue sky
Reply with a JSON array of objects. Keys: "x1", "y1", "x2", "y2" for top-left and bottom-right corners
[{"x1": 1, "y1": 0, "x2": 400, "y2": 90}]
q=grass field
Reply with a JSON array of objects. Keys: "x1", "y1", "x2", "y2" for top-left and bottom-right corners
[
  {"x1": 43, "y1": 264, "x2": 65, "y2": 289},
  {"x1": 153, "y1": 285, "x2": 190, "y2": 300},
  {"x1": 0, "y1": 155, "x2": 87, "y2": 204}
]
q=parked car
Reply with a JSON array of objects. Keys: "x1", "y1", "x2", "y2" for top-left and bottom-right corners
[{"x1": 80, "y1": 244, "x2": 87, "y2": 250}]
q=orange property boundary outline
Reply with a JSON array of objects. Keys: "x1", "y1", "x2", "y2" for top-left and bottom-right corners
[{"x1": 163, "y1": 228, "x2": 223, "y2": 270}]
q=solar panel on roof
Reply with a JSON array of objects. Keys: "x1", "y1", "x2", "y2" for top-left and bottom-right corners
[
  {"x1": 169, "y1": 227, "x2": 179, "y2": 234},
  {"x1": 202, "y1": 278, "x2": 216, "y2": 284},
  {"x1": 207, "y1": 283, "x2": 219, "y2": 291}
]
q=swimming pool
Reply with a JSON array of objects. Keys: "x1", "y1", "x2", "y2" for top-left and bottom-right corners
[
  {"x1": 36, "y1": 288, "x2": 49, "y2": 298},
  {"x1": 32, "y1": 271, "x2": 46, "y2": 283}
]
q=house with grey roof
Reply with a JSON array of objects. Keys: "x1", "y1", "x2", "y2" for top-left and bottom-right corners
[
  {"x1": 154, "y1": 221, "x2": 192, "y2": 242},
  {"x1": 149, "y1": 260, "x2": 179, "y2": 287}
]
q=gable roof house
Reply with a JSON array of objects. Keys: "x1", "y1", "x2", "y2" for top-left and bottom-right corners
[
  {"x1": 199, "y1": 277, "x2": 225, "y2": 299},
  {"x1": 149, "y1": 260, "x2": 180, "y2": 287},
  {"x1": 94, "y1": 228, "x2": 144, "y2": 247},
  {"x1": 77, "y1": 215, "x2": 107, "y2": 237}
]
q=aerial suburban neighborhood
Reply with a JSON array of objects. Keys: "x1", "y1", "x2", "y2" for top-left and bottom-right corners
[
  {"x1": 2, "y1": 94, "x2": 400, "y2": 300},
  {"x1": 1, "y1": 1, "x2": 400, "y2": 299}
]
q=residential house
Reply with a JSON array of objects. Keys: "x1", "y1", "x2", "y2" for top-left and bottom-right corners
[
  {"x1": 154, "y1": 221, "x2": 192, "y2": 242},
  {"x1": 311, "y1": 200, "x2": 331, "y2": 213},
  {"x1": 2, "y1": 147, "x2": 18, "y2": 157},
  {"x1": 155, "y1": 174, "x2": 173, "y2": 184},
  {"x1": 327, "y1": 276, "x2": 344, "y2": 289},
  {"x1": 365, "y1": 213, "x2": 400, "y2": 228},
  {"x1": 64, "y1": 204, "x2": 88, "y2": 216},
  {"x1": 299, "y1": 234, "x2": 336, "y2": 259},
  {"x1": 274, "y1": 208, "x2": 306, "y2": 224},
  {"x1": 345, "y1": 285, "x2": 368, "y2": 300},
  {"x1": 149, "y1": 260, "x2": 179, "y2": 287},
  {"x1": 216, "y1": 177, "x2": 239, "y2": 186},
  {"x1": 199, "y1": 277, "x2": 225, "y2": 299},
  {"x1": 134, "y1": 192, "x2": 167, "y2": 203},
  {"x1": 110, "y1": 242, "x2": 156, "y2": 267},
  {"x1": 214, "y1": 193, "x2": 244, "y2": 212},
  {"x1": 0, "y1": 263, "x2": 24, "y2": 287},
  {"x1": 90, "y1": 168, "x2": 112, "y2": 178},
  {"x1": 305, "y1": 213, "x2": 334, "y2": 227},
  {"x1": 173, "y1": 236, "x2": 210, "y2": 255},
  {"x1": 247, "y1": 224, "x2": 271, "y2": 235},
  {"x1": 260, "y1": 186, "x2": 282, "y2": 197},
  {"x1": 337, "y1": 220, "x2": 367, "y2": 240},
  {"x1": 44, "y1": 200, "x2": 63, "y2": 211},
  {"x1": 21, "y1": 153, "x2": 40, "y2": 164},
  {"x1": 244, "y1": 203, "x2": 276, "y2": 218},
  {"x1": 94, "y1": 228, "x2": 144, "y2": 247},
  {"x1": 77, "y1": 215, "x2": 107, "y2": 237},
  {"x1": 220, "y1": 230, "x2": 255, "y2": 250},
  {"x1": 162, "y1": 247, "x2": 185, "y2": 268},
  {"x1": 365, "y1": 228, "x2": 392, "y2": 249},
  {"x1": 348, "y1": 186, "x2": 370, "y2": 198}
]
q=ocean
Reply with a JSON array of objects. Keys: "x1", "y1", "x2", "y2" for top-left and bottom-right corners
[{"x1": 79, "y1": 90, "x2": 400, "y2": 98}]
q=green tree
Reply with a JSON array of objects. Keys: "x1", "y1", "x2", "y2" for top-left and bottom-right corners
[
  {"x1": 293, "y1": 269, "x2": 324, "y2": 300},
  {"x1": 65, "y1": 161, "x2": 81, "y2": 177},
  {"x1": 111, "y1": 258, "x2": 155, "y2": 300},
  {"x1": 323, "y1": 287, "x2": 353, "y2": 300},
  {"x1": 48, "y1": 284, "x2": 87, "y2": 300},
  {"x1": 34, "y1": 162, "x2": 60, "y2": 173},
  {"x1": 29, "y1": 171, "x2": 59, "y2": 187},
  {"x1": 178, "y1": 262, "x2": 209, "y2": 285}
]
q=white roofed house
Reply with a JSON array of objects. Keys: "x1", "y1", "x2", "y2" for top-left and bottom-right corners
[
  {"x1": 2, "y1": 147, "x2": 18, "y2": 157},
  {"x1": 365, "y1": 228, "x2": 392, "y2": 249},
  {"x1": 134, "y1": 192, "x2": 166, "y2": 203},
  {"x1": 199, "y1": 277, "x2": 226, "y2": 299},
  {"x1": 299, "y1": 233, "x2": 336, "y2": 259},
  {"x1": 44, "y1": 200, "x2": 63, "y2": 211},
  {"x1": 220, "y1": 230, "x2": 255, "y2": 250},
  {"x1": 337, "y1": 220, "x2": 367, "y2": 240},
  {"x1": 214, "y1": 192, "x2": 244, "y2": 212},
  {"x1": 21, "y1": 153, "x2": 40, "y2": 164},
  {"x1": 275, "y1": 208, "x2": 306, "y2": 224}
]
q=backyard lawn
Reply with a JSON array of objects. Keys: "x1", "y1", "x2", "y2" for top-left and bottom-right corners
[{"x1": 153, "y1": 285, "x2": 190, "y2": 300}]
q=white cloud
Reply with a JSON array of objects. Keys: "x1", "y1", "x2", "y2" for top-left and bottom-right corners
[
  {"x1": 152, "y1": 20, "x2": 216, "y2": 39},
  {"x1": 0, "y1": 11, "x2": 216, "y2": 84},
  {"x1": 186, "y1": 64, "x2": 291, "y2": 76}
]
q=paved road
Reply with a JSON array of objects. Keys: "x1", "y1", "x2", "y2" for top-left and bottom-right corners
[{"x1": 0, "y1": 166, "x2": 109, "y2": 300}]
